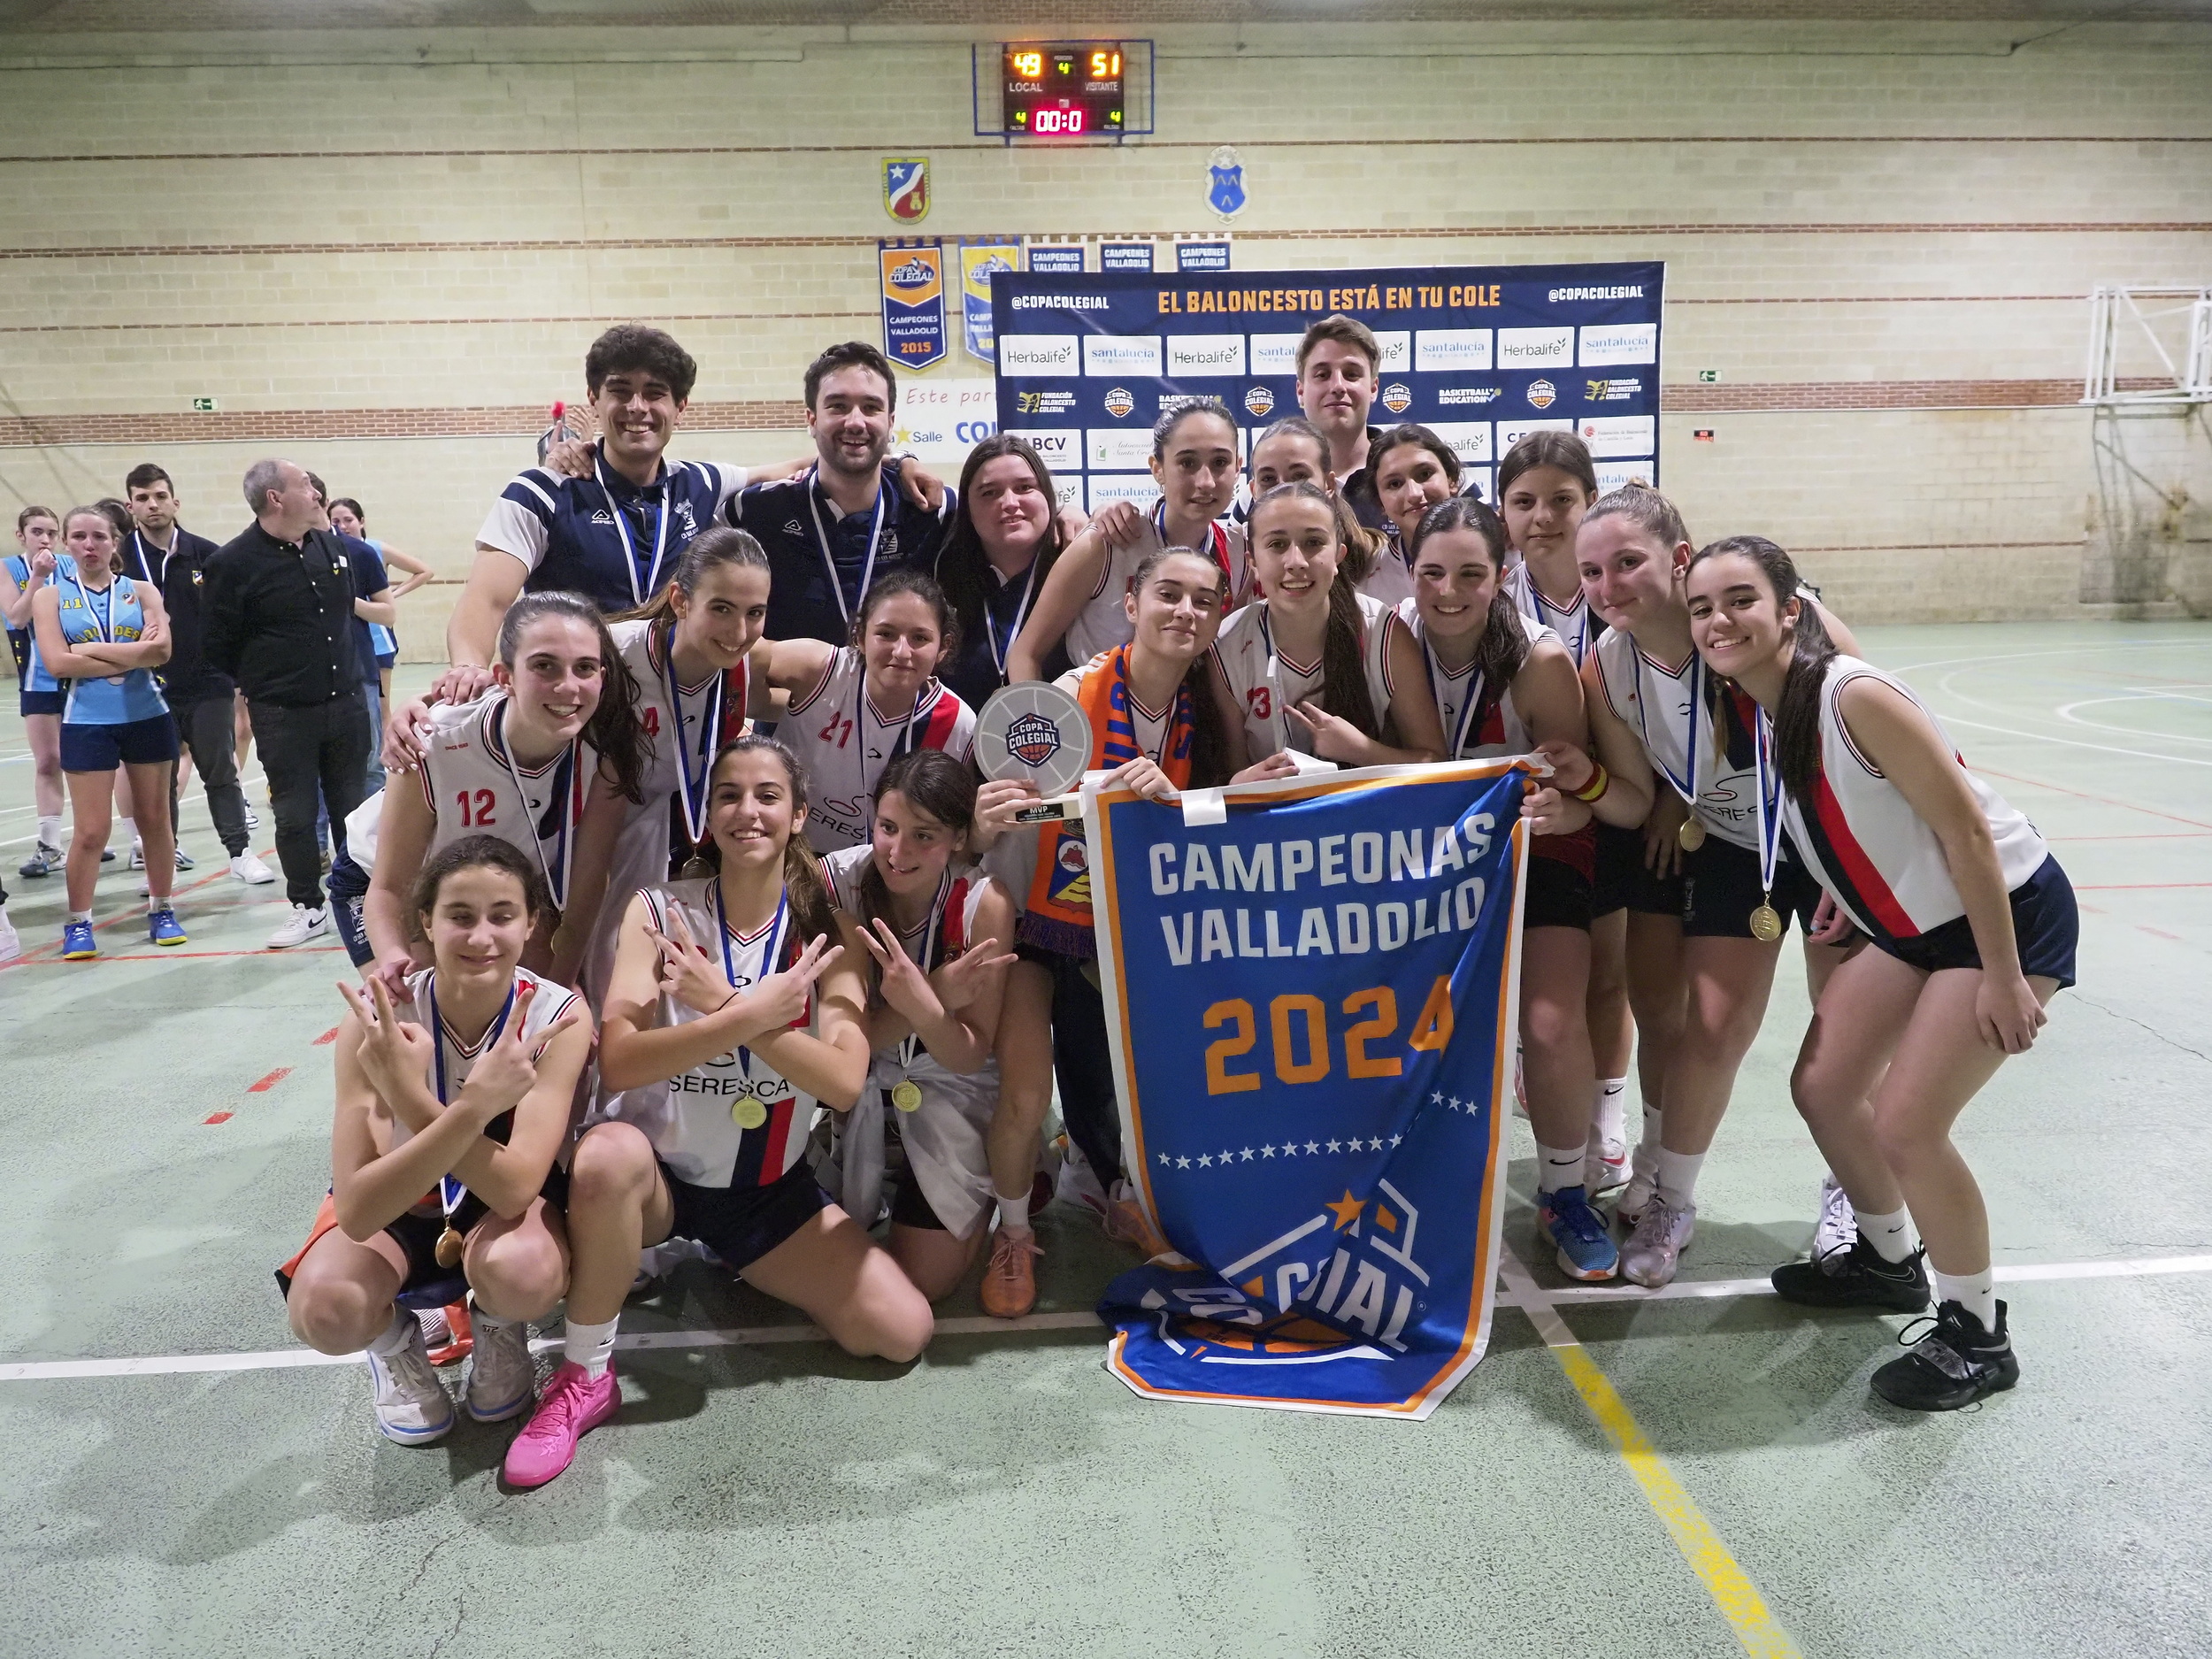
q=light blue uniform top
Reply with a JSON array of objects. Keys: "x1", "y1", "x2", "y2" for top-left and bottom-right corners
[
  {"x1": 365, "y1": 537, "x2": 398, "y2": 661},
  {"x1": 56, "y1": 571, "x2": 169, "y2": 726},
  {"x1": 5, "y1": 550, "x2": 75, "y2": 693}
]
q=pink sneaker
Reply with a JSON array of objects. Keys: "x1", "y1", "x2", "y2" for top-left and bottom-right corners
[{"x1": 502, "y1": 1361, "x2": 618, "y2": 1489}]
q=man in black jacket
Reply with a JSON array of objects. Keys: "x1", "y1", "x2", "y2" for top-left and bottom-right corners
[
  {"x1": 204, "y1": 458, "x2": 370, "y2": 948},
  {"x1": 122, "y1": 463, "x2": 273, "y2": 889}
]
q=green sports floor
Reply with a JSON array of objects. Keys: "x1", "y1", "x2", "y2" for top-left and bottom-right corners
[{"x1": 3, "y1": 622, "x2": 2207, "y2": 1659}]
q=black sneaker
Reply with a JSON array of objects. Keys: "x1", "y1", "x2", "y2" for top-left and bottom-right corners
[
  {"x1": 1871, "y1": 1299, "x2": 2018, "y2": 1411},
  {"x1": 1771, "y1": 1233, "x2": 1930, "y2": 1311}
]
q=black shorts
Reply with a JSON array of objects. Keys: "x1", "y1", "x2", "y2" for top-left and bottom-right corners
[
  {"x1": 60, "y1": 713, "x2": 179, "y2": 771},
  {"x1": 1681, "y1": 838, "x2": 1824, "y2": 941},
  {"x1": 889, "y1": 1168, "x2": 949, "y2": 1232},
  {"x1": 1873, "y1": 855, "x2": 2079, "y2": 990},
  {"x1": 1524, "y1": 852, "x2": 1594, "y2": 932},
  {"x1": 1588, "y1": 822, "x2": 1645, "y2": 918},
  {"x1": 19, "y1": 688, "x2": 63, "y2": 718},
  {"x1": 664, "y1": 1158, "x2": 830, "y2": 1271},
  {"x1": 329, "y1": 850, "x2": 374, "y2": 967}
]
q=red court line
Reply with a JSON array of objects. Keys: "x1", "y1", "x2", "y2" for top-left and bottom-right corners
[
  {"x1": 3, "y1": 855, "x2": 274, "y2": 966},
  {"x1": 3, "y1": 946, "x2": 344, "y2": 965},
  {"x1": 204, "y1": 1111, "x2": 233, "y2": 1125},
  {"x1": 1972, "y1": 767, "x2": 2212, "y2": 833},
  {"x1": 311, "y1": 1025, "x2": 340, "y2": 1045},
  {"x1": 246, "y1": 1067, "x2": 292, "y2": 1093},
  {"x1": 2138, "y1": 926, "x2": 2184, "y2": 941}
]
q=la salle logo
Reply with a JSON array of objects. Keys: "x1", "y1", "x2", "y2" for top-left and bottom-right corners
[{"x1": 882, "y1": 157, "x2": 930, "y2": 224}]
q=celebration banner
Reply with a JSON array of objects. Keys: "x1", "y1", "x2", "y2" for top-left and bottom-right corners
[
  {"x1": 959, "y1": 240, "x2": 1021, "y2": 365},
  {"x1": 1088, "y1": 759, "x2": 1532, "y2": 1418},
  {"x1": 879, "y1": 239, "x2": 949, "y2": 372},
  {"x1": 991, "y1": 261, "x2": 1663, "y2": 511}
]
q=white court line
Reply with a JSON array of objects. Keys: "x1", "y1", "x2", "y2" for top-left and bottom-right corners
[
  {"x1": 0, "y1": 767, "x2": 268, "y2": 849},
  {"x1": 4, "y1": 1254, "x2": 2208, "y2": 1385}
]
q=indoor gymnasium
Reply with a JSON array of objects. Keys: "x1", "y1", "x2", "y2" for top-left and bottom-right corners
[{"x1": 2, "y1": 4, "x2": 2208, "y2": 1655}]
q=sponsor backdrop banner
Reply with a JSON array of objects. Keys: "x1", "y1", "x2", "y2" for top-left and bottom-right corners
[
  {"x1": 879, "y1": 239, "x2": 949, "y2": 372},
  {"x1": 990, "y1": 262, "x2": 1663, "y2": 512},
  {"x1": 1087, "y1": 760, "x2": 1532, "y2": 1417}
]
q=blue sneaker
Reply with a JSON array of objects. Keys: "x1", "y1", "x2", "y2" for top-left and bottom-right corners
[
  {"x1": 1538, "y1": 1186, "x2": 1619, "y2": 1281},
  {"x1": 148, "y1": 908, "x2": 188, "y2": 948},
  {"x1": 62, "y1": 920, "x2": 97, "y2": 960}
]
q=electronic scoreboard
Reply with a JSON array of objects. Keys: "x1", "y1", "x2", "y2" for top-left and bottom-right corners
[{"x1": 1001, "y1": 42, "x2": 1125, "y2": 137}]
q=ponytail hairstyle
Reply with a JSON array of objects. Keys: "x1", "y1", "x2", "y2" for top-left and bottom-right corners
[
  {"x1": 936, "y1": 434, "x2": 1068, "y2": 657},
  {"x1": 1683, "y1": 535, "x2": 1836, "y2": 797},
  {"x1": 1151, "y1": 396, "x2": 1238, "y2": 462},
  {"x1": 408, "y1": 833, "x2": 549, "y2": 945},
  {"x1": 699, "y1": 734, "x2": 837, "y2": 947},
  {"x1": 1248, "y1": 482, "x2": 1381, "y2": 741},
  {"x1": 17, "y1": 504, "x2": 58, "y2": 535},
  {"x1": 1409, "y1": 495, "x2": 1527, "y2": 693},
  {"x1": 1128, "y1": 544, "x2": 1237, "y2": 789},
  {"x1": 1254, "y1": 414, "x2": 1382, "y2": 581},
  {"x1": 617, "y1": 525, "x2": 770, "y2": 632},
  {"x1": 852, "y1": 567, "x2": 959, "y2": 664},
  {"x1": 1496, "y1": 429, "x2": 1598, "y2": 505},
  {"x1": 853, "y1": 749, "x2": 977, "y2": 994},
  {"x1": 1581, "y1": 482, "x2": 1691, "y2": 556},
  {"x1": 495, "y1": 590, "x2": 648, "y2": 804}
]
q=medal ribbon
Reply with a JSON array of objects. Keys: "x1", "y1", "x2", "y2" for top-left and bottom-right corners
[
  {"x1": 984, "y1": 555, "x2": 1041, "y2": 685},
  {"x1": 895, "y1": 870, "x2": 952, "y2": 1071},
  {"x1": 1419, "y1": 633, "x2": 1486, "y2": 761},
  {"x1": 426, "y1": 973, "x2": 518, "y2": 1226},
  {"x1": 1154, "y1": 499, "x2": 1232, "y2": 584},
  {"x1": 1752, "y1": 704, "x2": 1786, "y2": 901},
  {"x1": 488, "y1": 699, "x2": 585, "y2": 911},
  {"x1": 713, "y1": 882, "x2": 791, "y2": 1084},
  {"x1": 1630, "y1": 649, "x2": 1702, "y2": 813},
  {"x1": 661, "y1": 621, "x2": 724, "y2": 854},
  {"x1": 862, "y1": 653, "x2": 929, "y2": 771},
  {"x1": 805, "y1": 469, "x2": 888, "y2": 632},
  {"x1": 595, "y1": 448, "x2": 672, "y2": 608}
]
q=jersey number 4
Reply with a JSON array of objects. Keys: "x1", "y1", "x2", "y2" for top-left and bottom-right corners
[
  {"x1": 641, "y1": 706, "x2": 661, "y2": 736},
  {"x1": 456, "y1": 787, "x2": 497, "y2": 827}
]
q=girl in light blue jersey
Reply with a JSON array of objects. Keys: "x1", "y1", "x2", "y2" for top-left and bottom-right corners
[{"x1": 29, "y1": 506, "x2": 184, "y2": 956}]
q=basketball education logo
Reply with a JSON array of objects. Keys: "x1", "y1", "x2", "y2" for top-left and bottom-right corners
[
  {"x1": 1103, "y1": 387, "x2": 1136, "y2": 419},
  {"x1": 1243, "y1": 385, "x2": 1275, "y2": 418},
  {"x1": 882, "y1": 157, "x2": 930, "y2": 224},
  {"x1": 1005, "y1": 711, "x2": 1064, "y2": 770},
  {"x1": 1526, "y1": 378, "x2": 1557, "y2": 411},
  {"x1": 1380, "y1": 382, "x2": 1413, "y2": 415}
]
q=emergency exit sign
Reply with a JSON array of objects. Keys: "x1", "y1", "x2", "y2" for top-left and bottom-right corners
[{"x1": 191, "y1": 396, "x2": 219, "y2": 411}]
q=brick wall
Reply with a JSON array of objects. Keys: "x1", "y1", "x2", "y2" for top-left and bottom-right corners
[{"x1": 1, "y1": 16, "x2": 2208, "y2": 650}]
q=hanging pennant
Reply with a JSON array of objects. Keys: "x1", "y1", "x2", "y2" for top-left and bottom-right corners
[
  {"x1": 879, "y1": 238, "x2": 949, "y2": 372},
  {"x1": 959, "y1": 239, "x2": 1021, "y2": 364}
]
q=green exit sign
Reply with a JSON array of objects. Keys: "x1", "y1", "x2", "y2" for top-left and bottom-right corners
[
  {"x1": 1696, "y1": 370, "x2": 1719, "y2": 384},
  {"x1": 191, "y1": 396, "x2": 219, "y2": 411}
]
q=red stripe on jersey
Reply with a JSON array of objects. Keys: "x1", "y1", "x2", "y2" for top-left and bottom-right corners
[
  {"x1": 1810, "y1": 768, "x2": 1916, "y2": 938},
  {"x1": 946, "y1": 876, "x2": 971, "y2": 956},
  {"x1": 917, "y1": 686, "x2": 964, "y2": 752},
  {"x1": 786, "y1": 653, "x2": 839, "y2": 718}
]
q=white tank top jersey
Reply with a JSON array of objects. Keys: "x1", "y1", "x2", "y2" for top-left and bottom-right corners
[
  {"x1": 1503, "y1": 560, "x2": 1601, "y2": 668},
  {"x1": 1397, "y1": 600, "x2": 1555, "y2": 760},
  {"x1": 1591, "y1": 627, "x2": 1768, "y2": 851},
  {"x1": 1783, "y1": 657, "x2": 2050, "y2": 941},
  {"x1": 1064, "y1": 511, "x2": 1244, "y2": 666},
  {"x1": 385, "y1": 965, "x2": 582, "y2": 1171},
  {"x1": 1357, "y1": 540, "x2": 1417, "y2": 611},
  {"x1": 1213, "y1": 589, "x2": 1402, "y2": 765},
  {"x1": 819, "y1": 844, "x2": 1002, "y2": 1239},
  {"x1": 780, "y1": 647, "x2": 976, "y2": 855},
  {"x1": 596, "y1": 878, "x2": 824, "y2": 1190}
]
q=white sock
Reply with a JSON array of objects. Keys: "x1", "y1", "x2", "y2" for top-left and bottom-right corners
[
  {"x1": 1537, "y1": 1141, "x2": 1586, "y2": 1195},
  {"x1": 146, "y1": 894, "x2": 166, "y2": 914},
  {"x1": 1591, "y1": 1077, "x2": 1628, "y2": 1147},
  {"x1": 37, "y1": 815, "x2": 59, "y2": 848},
  {"x1": 1857, "y1": 1206, "x2": 1915, "y2": 1263},
  {"x1": 1655, "y1": 1148, "x2": 1705, "y2": 1210},
  {"x1": 69, "y1": 909, "x2": 92, "y2": 925},
  {"x1": 472, "y1": 1309, "x2": 519, "y2": 1339},
  {"x1": 564, "y1": 1315, "x2": 619, "y2": 1379},
  {"x1": 1630, "y1": 1102, "x2": 1663, "y2": 1180},
  {"x1": 996, "y1": 1187, "x2": 1032, "y2": 1233},
  {"x1": 1934, "y1": 1269, "x2": 1998, "y2": 1333},
  {"x1": 365, "y1": 1308, "x2": 415, "y2": 1356}
]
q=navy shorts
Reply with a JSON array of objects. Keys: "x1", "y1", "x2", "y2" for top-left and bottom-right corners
[
  {"x1": 1524, "y1": 852, "x2": 1593, "y2": 932},
  {"x1": 663, "y1": 1158, "x2": 830, "y2": 1271},
  {"x1": 328, "y1": 850, "x2": 374, "y2": 967},
  {"x1": 20, "y1": 688, "x2": 65, "y2": 718},
  {"x1": 1680, "y1": 837, "x2": 1825, "y2": 941},
  {"x1": 1872, "y1": 855, "x2": 2078, "y2": 990},
  {"x1": 1588, "y1": 822, "x2": 1642, "y2": 918},
  {"x1": 60, "y1": 713, "x2": 180, "y2": 772}
]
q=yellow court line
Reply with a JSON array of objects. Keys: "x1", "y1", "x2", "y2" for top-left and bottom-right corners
[{"x1": 1499, "y1": 1254, "x2": 1803, "y2": 1659}]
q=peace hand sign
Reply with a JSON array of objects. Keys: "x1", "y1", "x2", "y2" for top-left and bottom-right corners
[
  {"x1": 747, "y1": 933, "x2": 845, "y2": 1034},
  {"x1": 1282, "y1": 701, "x2": 1365, "y2": 765},
  {"x1": 337, "y1": 974, "x2": 434, "y2": 1100},
  {"x1": 460, "y1": 979, "x2": 588, "y2": 1121},
  {"x1": 930, "y1": 935, "x2": 1018, "y2": 1013},
  {"x1": 645, "y1": 905, "x2": 733, "y2": 1016}
]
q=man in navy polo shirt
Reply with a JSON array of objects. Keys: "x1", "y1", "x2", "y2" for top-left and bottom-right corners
[{"x1": 731, "y1": 341, "x2": 956, "y2": 645}]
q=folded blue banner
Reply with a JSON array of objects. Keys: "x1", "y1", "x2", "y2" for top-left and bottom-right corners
[{"x1": 1089, "y1": 760, "x2": 1532, "y2": 1418}]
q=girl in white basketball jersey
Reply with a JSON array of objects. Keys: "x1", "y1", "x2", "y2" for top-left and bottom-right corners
[
  {"x1": 1365, "y1": 425, "x2": 1465, "y2": 607},
  {"x1": 823, "y1": 749, "x2": 1018, "y2": 1301},
  {"x1": 765, "y1": 570, "x2": 977, "y2": 855},
  {"x1": 280, "y1": 837, "x2": 592, "y2": 1446},
  {"x1": 1404, "y1": 495, "x2": 1655, "y2": 1281},
  {"x1": 1569, "y1": 488, "x2": 1863, "y2": 1287},
  {"x1": 506, "y1": 736, "x2": 927, "y2": 1488},
  {"x1": 1213, "y1": 482, "x2": 1446, "y2": 777},
  {"x1": 1686, "y1": 536, "x2": 2076, "y2": 1410},
  {"x1": 351, "y1": 593, "x2": 642, "y2": 996},
  {"x1": 1008, "y1": 399, "x2": 1245, "y2": 680},
  {"x1": 594, "y1": 528, "x2": 774, "y2": 995}
]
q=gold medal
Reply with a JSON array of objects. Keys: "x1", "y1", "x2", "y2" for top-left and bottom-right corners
[
  {"x1": 891, "y1": 1079, "x2": 923, "y2": 1113},
  {"x1": 733, "y1": 1095, "x2": 768, "y2": 1131},
  {"x1": 1677, "y1": 818, "x2": 1706, "y2": 853},
  {"x1": 680, "y1": 853, "x2": 714, "y2": 879},
  {"x1": 1748, "y1": 902, "x2": 1784, "y2": 943},
  {"x1": 434, "y1": 1226, "x2": 465, "y2": 1269}
]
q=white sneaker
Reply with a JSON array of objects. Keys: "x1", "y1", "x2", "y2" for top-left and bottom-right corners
[
  {"x1": 1615, "y1": 1164, "x2": 1657, "y2": 1230},
  {"x1": 1584, "y1": 1136, "x2": 1630, "y2": 1197},
  {"x1": 1815, "y1": 1176, "x2": 1858, "y2": 1273},
  {"x1": 229, "y1": 850, "x2": 276, "y2": 885},
  {"x1": 129, "y1": 840, "x2": 145, "y2": 870},
  {"x1": 365, "y1": 1321, "x2": 456, "y2": 1444},
  {"x1": 0, "y1": 906, "x2": 19, "y2": 964},
  {"x1": 465, "y1": 1316, "x2": 538, "y2": 1424},
  {"x1": 1622, "y1": 1200, "x2": 1697, "y2": 1288},
  {"x1": 267, "y1": 904, "x2": 329, "y2": 949},
  {"x1": 244, "y1": 806, "x2": 262, "y2": 829}
]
